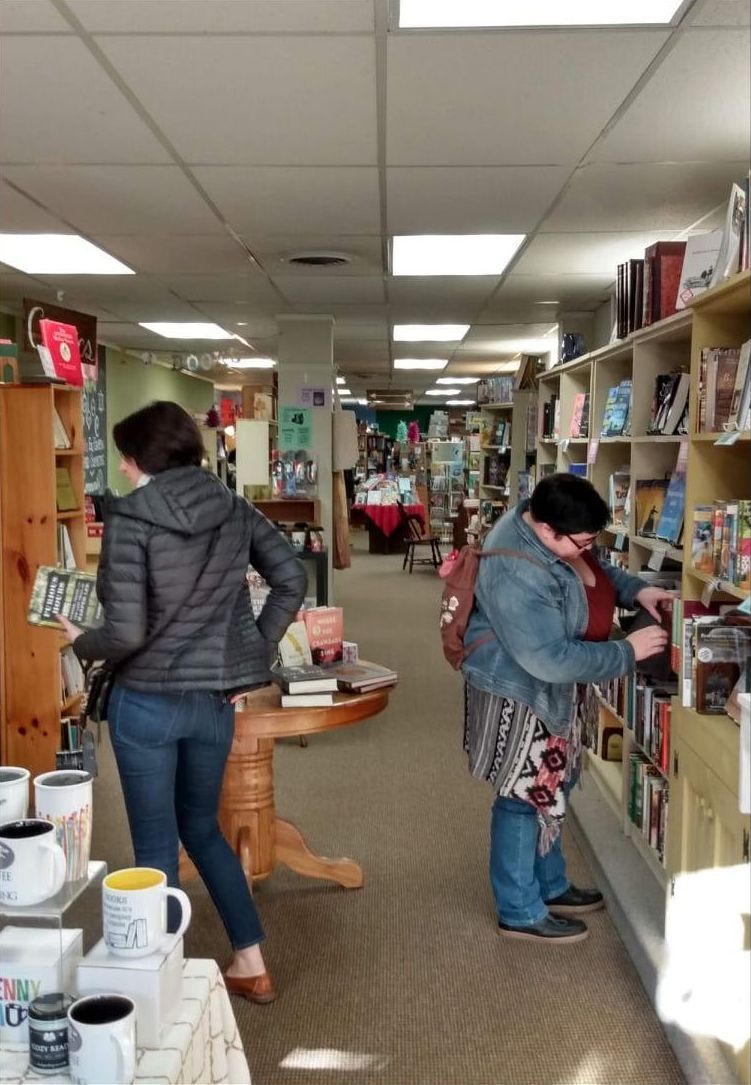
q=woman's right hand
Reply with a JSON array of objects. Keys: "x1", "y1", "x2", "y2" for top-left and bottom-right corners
[{"x1": 626, "y1": 625, "x2": 669, "y2": 661}]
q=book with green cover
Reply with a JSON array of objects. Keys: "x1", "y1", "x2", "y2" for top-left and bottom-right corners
[
  {"x1": 55, "y1": 466, "x2": 78, "y2": 511},
  {"x1": 28, "y1": 565, "x2": 103, "y2": 630}
]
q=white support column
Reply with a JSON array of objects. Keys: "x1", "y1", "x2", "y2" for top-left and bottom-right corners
[{"x1": 276, "y1": 315, "x2": 335, "y2": 601}]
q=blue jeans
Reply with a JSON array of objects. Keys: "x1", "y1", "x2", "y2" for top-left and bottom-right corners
[
  {"x1": 489, "y1": 796, "x2": 570, "y2": 926},
  {"x1": 108, "y1": 683, "x2": 264, "y2": 951}
]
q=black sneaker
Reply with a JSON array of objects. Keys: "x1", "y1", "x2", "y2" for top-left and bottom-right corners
[
  {"x1": 545, "y1": 885, "x2": 604, "y2": 915},
  {"x1": 497, "y1": 914, "x2": 589, "y2": 943}
]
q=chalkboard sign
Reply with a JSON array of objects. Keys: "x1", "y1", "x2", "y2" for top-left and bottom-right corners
[{"x1": 83, "y1": 345, "x2": 107, "y2": 495}]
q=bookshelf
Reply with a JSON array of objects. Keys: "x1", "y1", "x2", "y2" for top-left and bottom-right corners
[
  {"x1": 0, "y1": 384, "x2": 86, "y2": 780},
  {"x1": 537, "y1": 271, "x2": 750, "y2": 1084}
]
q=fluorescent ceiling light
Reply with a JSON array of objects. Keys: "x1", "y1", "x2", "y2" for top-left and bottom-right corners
[
  {"x1": 220, "y1": 357, "x2": 276, "y2": 369},
  {"x1": 426, "y1": 387, "x2": 461, "y2": 396},
  {"x1": 336, "y1": 377, "x2": 347, "y2": 385},
  {"x1": 337, "y1": 388, "x2": 352, "y2": 396},
  {"x1": 446, "y1": 399, "x2": 476, "y2": 406},
  {"x1": 392, "y1": 235, "x2": 524, "y2": 277},
  {"x1": 0, "y1": 233, "x2": 134, "y2": 274},
  {"x1": 393, "y1": 324, "x2": 469, "y2": 341},
  {"x1": 141, "y1": 322, "x2": 234, "y2": 340},
  {"x1": 399, "y1": 0, "x2": 682, "y2": 28},
  {"x1": 436, "y1": 376, "x2": 479, "y2": 385},
  {"x1": 394, "y1": 359, "x2": 448, "y2": 371}
]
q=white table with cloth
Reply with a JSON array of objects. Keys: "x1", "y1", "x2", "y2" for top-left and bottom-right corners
[{"x1": 0, "y1": 960, "x2": 251, "y2": 1085}]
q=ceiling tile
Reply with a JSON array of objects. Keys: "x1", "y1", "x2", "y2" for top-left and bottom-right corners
[
  {"x1": 387, "y1": 166, "x2": 569, "y2": 233},
  {"x1": 91, "y1": 234, "x2": 253, "y2": 274},
  {"x1": 0, "y1": 0, "x2": 71, "y2": 31},
  {"x1": 98, "y1": 36, "x2": 377, "y2": 165},
  {"x1": 588, "y1": 29, "x2": 751, "y2": 162},
  {"x1": 2, "y1": 166, "x2": 223, "y2": 235},
  {"x1": 160, "y1": 272, "x2": 283, "y2": 304},
  {"x1": 483, "y1": 273, "x2": 615, "y2": 315},
  {"x1": 70, "y1": 0, "x2": 373, "y2": 33},
  {"x1": 388, "y1": 276, "x2": 498, "y2": 322},
  {"x1": 194, "y1": 166, "x2": 380, "y2": 237},
  {"x1": 0, "y1": 181, "x2": 67, "y2": 231},
  {"x1": 387, "y1": 30, "x2": 670, "y2": 166},
  {"x1": 89, "y1": 297, "x2": 206, "y2": 321},
  {"x1": 689, "y1": 0, "x2": 750, "y2": 25},
  {"x1": 0, "y1": 38, "x2": 170, "y2": 164},
  {"x1": 513, "y1": 231, "x2": 680, "y2": 275},
  {"x1": 274, "y1": 276, "x2": 385, "y2": 305},
  {"x1": 544, "y1": 161, "x2": 748, "y2": 231}
]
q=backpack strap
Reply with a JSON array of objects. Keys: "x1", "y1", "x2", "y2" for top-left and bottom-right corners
[{"x1": 462, "y1": 546, "x2": 548, "y2": 661}]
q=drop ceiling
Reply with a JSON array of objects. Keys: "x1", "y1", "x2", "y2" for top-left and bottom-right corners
[{"x1": 0, "y1": 0, "x2": 749, "y2": 401}]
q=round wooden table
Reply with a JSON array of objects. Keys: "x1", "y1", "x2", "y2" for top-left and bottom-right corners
[{"x1": 181, "y1": 683, "x2": 392, "y2": 890}]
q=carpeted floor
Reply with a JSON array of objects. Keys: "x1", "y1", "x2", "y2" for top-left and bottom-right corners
[{"x1": 87, "y1": 531, "x2": 684, "y2": 1085}]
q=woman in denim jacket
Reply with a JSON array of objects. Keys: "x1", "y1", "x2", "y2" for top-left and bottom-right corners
[{"x1": 463, "y1": 474, "x2": 671, "y2": 943}]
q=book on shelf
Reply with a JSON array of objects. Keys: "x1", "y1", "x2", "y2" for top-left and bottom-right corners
[
  {"x1": 324, "y1": 660, "x2": 397, "y2": 692},
  {"x1": 28, "y1": 565, "x2": 103, "y2": 630},
  {"x1": 61, "y1": 646, "x2": 85, "y2": 702},
  {"x1": 600, "y1": 380, "x2": 632, "y2": 437},
  {"x1": 567, "y1": 463, "x2": 587, "y2": 478},
  {"x1": 690, "y1": 506, "x2": 715, "y2": 574},
  {"x1": 710, "y1": 182, "x2": 746, "y2": 287},
  {"x1": 280, "y1": 692, "x2": 334, "y2": 708},
  {"x1": 616, "y1": 257, "x2": 644, "y2": 337},
  {"x1": 57, "y1": 523, "x2": 77, "y2": 570},
  {"x1": 697, "y1": 346, "x2": 742, "y2": 432},
  {"x1": 654, "y1": 462, "x2": 686, "y2": 546},
  {"x1": 608, "y1": 471, "x2": 630, "y2": 526},
  {"x1": 642, "y1": 241, "x2": 686, "y2": 326},
  {"x1": 628, "y1": 752, "x2": 668, "y2": 861},
  {"x1": 272, "y1": 664, "x2": 339, "y2": 695},
  {"x1": 53, "y1": 406, "x2": 72, "y2": 449},
  {"x1": 693, "y1": 499, "x2": 751, "y2": 589},
  {"x1": 647, "y1": 372, "x2": 690, "y2": 435},
  {"x1": 55, "y1": 466, "x2": 78, "y2": 512},
  {"x1": 278, "y1": 619, "x2": 313, "y2": 668},
  {"x1": 675, "y1": 230, "x2": 723, "y2": 309},
  {"x1": 694, "y1": 623, "x2": 751, "y2": 716},
  {"x1": 634, "y1": 478, "x2": 670, "y2": 537},
  {"x1": 727, "y1": 339, "x2": 751, "y2": 430},
  {"x1": 569, "y1": 392, "x2": 590, "y2": 438}
]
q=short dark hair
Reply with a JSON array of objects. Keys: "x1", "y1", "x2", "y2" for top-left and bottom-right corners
[
  {"x1": 529, "y1": 473, "x2": 609, "y2": 535},
  {"x1": 113, "y1": 401, "x2": 204, "y2": 475}
]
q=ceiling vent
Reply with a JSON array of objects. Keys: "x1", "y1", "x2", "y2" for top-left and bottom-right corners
[{"x1": 284, "y1": 251, "x2": 352, "y2": 268}]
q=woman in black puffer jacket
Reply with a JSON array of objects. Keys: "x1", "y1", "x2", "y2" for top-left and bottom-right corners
[{"x1": 60, "y1": 401, "x2": 306, "y2": 1003}]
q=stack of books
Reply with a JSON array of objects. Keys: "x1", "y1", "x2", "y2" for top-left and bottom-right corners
[
  {"x1": 272, "y1": 664, "x2": 339, "y2": 708},
  {"x1": 325, "y1": 661, "x2": 398, "y2": 693}
]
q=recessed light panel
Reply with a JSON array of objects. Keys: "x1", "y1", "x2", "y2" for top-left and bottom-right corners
[
  {"x1": 399, "y1": 0, "x2": 682, "y2": 28},
  {"x1": 141, "y1": 322, "x2": 235, "y2": 340},
  {"x1": 220, "y1": 357, "x2": 276, "y2": 369},
  {"x1": 446, "y1": 399, "x2": 476, "y2": 406},
  {"x1": 393, "y1": 235, "x2": 525, "y2": 277},
  {"x1": 0, "y1": 233, "x2": 134, "y2": 274},
  {"x1": 436, "y1": 377, "x2": 479, "y2": 385},
  {"x1": 394, "y1": 359, "x2": 448, "y2": 371},
  {"x1": 393, "y1": 324, "x2": 470, "y2": 341},
  {"x1": 426, "y1": 388, "x2": 461, "y2": 396}
]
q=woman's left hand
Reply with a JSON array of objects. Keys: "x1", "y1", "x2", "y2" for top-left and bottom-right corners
[
  {"x1": 57, "y1": 614, "x2": 83, "y2": 643},
  {"x1": 635, "y1": 586, "x2": 676, "y2": 621}
]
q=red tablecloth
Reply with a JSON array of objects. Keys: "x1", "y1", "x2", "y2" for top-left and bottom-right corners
[{"x1": 354, "y1": 503, "x2": 426, "y2": 537}]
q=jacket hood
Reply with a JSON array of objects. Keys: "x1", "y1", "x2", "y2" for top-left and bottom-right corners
[{"x1": 108, "y1": 466, "x2": 238, "y2": 536}]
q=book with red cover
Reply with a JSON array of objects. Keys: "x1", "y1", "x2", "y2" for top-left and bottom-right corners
[
  {"x1": 643, "y1": 242, "x2": 686, "y2": 325},
  {"x1": 301, "y1": 606, "x2": 344, "y2": 665},
  {"x1": 38, "y1": 319, "x2": 83, "y2": 386}
]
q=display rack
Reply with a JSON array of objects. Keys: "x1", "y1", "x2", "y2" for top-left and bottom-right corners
[{"x1": 0, "y1": 384, "x2": 86, "y2": 779}]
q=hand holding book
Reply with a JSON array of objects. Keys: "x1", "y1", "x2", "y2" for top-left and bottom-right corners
[{"x1": 57, "y1": 613, "x2": 83, "y2": 643}]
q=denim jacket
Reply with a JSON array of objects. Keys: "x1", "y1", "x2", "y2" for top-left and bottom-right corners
[{"x1": 462, "y1": 500, "x2": 645, "y2": 736}]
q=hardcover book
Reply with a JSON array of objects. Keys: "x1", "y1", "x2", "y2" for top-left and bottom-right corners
[
  {"x1": 28, "y1": 566, "x2": 103, "y2": 630},
  {"x1": 643, "y1": 241, "x2": 686, "y2": 325},
  {"x1": 324, "y1": 660, "x2": 398, "y2": 692},
  {"x1": 690, "y1": 506, "x2": 715, "y2": 574},
  {"x1": 655, "y1": 467, "x2": 686, "y2": 545},
  {"x1": 38, "y1": 318, "x2": 83, "y2": 387},
  {"x1": 695, "y1": 624, "x2": 751, "y2": 715},
  {"x1": 272, "y1": 664, "x2": 339, "y2": 694},
  {"x1": 301, "y1": 606, "x2": 344, "y2": 665},
  {"x1": 635, "y1": 479, "x2": 670, "y2": 537},
  {"x1": 55, "y1": 466, "x2": 78, "y2": 512},
  {"x1": 675, "y1": 230, "x2": 723, "y2": 309}
]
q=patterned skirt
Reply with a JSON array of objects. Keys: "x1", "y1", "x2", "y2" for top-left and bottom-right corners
[{"x1": 463, "y1": 682, "x2": 598, "y2": 852}]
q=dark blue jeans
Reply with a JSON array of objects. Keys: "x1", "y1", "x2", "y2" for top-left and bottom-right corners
[{"x1": 108, "y1": 683, "x2": 264, "y2": 951}]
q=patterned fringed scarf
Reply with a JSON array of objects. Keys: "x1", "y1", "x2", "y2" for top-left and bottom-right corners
[{"x1": 464, "y1": 682, "x2": 599, "y2": 854}]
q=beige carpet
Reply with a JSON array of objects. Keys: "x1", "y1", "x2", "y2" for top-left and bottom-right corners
[{"x1": 87, "y1": 531, "x2": 684, "y2": 1085}]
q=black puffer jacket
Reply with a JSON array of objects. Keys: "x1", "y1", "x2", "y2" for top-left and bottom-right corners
[{"x1": 73, "y1": 466, "x2": 307, "y2": 692}]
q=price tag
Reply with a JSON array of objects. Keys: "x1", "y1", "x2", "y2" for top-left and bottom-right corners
[
  {"x1": 647, "y1": 545, "x2": 667, "y2": 571},
  {"x1": 614, "y1": 532, "x2": 626, "y2": 551},
  {"x1": 587, "y1": 438, "x2": 600, "y2": 465},
  {"x1": 700, "y1": 577, "x2": 719, "y2": 607},
  {"x1": 560, "y1": 438, "x2": 570, "y2": 453}
]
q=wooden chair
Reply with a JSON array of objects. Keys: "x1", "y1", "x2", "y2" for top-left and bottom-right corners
[{"x1": 397, "y1": 502, "x2": 442, "y2": 573}]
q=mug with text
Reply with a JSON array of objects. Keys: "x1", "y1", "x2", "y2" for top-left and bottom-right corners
[
  {"x1": 102, "y1": 867, "x2": 191, "y2": 958},
  {"x1": 0, "y1": 767, "x2": 30, "y2": 822},
  {"x1": 67, "y1": 994, "x2": 136, "y2": 1085},
  {"x1": 0, "y1": 818, "x2": 66, "y2": 906}
]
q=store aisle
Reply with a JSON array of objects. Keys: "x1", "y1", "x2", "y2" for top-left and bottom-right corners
[{"x1": 91, "y1": 533, "x2": 684, "y2": 1085}]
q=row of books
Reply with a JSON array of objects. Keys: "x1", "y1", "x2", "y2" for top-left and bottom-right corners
[
  {"x1": 53, "y1": 406, "x2": 72, "y2": 450},
  {"x1": 628, "y1": 752, "x2": 668, "y2": 862},
  {"x1": 541, "y1": 394, "x2": 560, "y2": 439},
  {"x1": 598, "y1": 673, "x2": 674, "y2": 777},
  {"x1": 273, "y1": 659, "x2": 398, "y2": 707},
  {"x1": 61, "y1": 645, "x2": 84, "y2": 704},
  {"x1": 646, "y1": 371, "x2": 690, "y2": 436},
  {"x1": 697, "y1": 341, "x2": 750, "y2": 433},
  {"x1": 690, "y1": 500, "x2": 751, "y2": 590},
  {"x1": 479, "y1": 418, "x2": 511, "y2": 447},
  {"x1": 568, "y1": 392, "x2": 590, "y2": 438},
  {"x1": 483, "y1": 453, "x2": 509, "y2": 489},
  {"x1": 476, "y1": 375, "x2": 514, "y2": 406}
]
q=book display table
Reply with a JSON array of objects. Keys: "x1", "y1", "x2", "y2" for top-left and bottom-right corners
[
  {"x1": 182, "y1": 685, "x2": 392, "y2": 889},
  {"x1": 0, "y1": 959, "x2": 250, "y2": 1085},
  {"x1": 352, "y1": 502, "x2": 426, "y2": 554}
]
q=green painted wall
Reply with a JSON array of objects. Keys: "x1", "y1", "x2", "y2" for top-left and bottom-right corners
[
  {"x1": 105, "y1": 346, "x2": 214, "y2": 492},
  {"x1": 374, "y1": 406, "x2": 434, "y2": 439}
]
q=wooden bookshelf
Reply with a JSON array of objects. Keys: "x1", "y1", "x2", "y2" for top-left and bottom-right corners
[{"x1": 0, "y1": 384, "x2": 85, "y2": 779}]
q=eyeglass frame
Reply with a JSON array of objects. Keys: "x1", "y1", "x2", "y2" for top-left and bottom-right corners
[{"x1": 562, "y1": 532, "x2": 598, "y2": 551}]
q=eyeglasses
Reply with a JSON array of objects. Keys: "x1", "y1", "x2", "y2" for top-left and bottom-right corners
[{"x1": 563, "y1": 533, "x2": 598, "y2": 551}]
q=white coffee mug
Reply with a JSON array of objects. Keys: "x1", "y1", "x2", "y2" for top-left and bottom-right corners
[
  {"x1": 68, "y1": 994, "x2": 136, "y2": 1085},
  {"x1": 0, "y1": 818, "x2": 67, "y2": 906},
  {"x1": 102, "y1": 867, "x2": 191, "y2": 958},
  {"x1": 0, "y1": 767, "x2": 30, "y2": 821},
  {"x1": 34, "y1": 769, "x2": 93, "y2": 881}
]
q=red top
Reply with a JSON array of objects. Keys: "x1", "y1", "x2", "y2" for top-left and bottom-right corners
[{"x1": 581, "y1": 552, "x2": 616, "y2": 641}]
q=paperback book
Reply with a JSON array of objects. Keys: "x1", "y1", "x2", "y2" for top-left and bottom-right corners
[
  {"x1": 634, "y1": 479, "x2": 670, "y2": 537},
  {"x1": 28, "y1": 566, "x2": 103, "y2": 630}
]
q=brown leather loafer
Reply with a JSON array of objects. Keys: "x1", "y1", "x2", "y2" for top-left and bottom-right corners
[{"x1": 223, "y1": 970, "x2": 277, "y2": 1004}]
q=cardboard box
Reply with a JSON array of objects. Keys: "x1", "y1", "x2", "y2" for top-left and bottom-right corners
[
  {"x1": 76, "y1": 936, "x2": 183, "y2": 1047},
  {"x1": 0, "y1": 926, "x2": 83, "y2": 1044}
]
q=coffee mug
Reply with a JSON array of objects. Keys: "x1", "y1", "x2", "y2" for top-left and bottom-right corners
[
  {"x1": 102, "y1": 867, "x2": 191, "y2": 958},
  {"x1": 68, "y1": 994, "x2": 136, "y2": 1085},
  {"x1": 0, "y1": 767, "x2": 30, "y2": 821},
  {"x1": 0, "y1": 818, "x2": 67, "y2": 906},
  {"x1": 34, "y1": 769, "x2": 93, "y2": 881}
]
